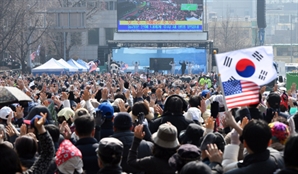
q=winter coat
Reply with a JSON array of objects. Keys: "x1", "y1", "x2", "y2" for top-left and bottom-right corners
[
  {"x1": 111, "y1": 131, "x2": 153, "y2": 174},
  {"x1": 97, "y1": 165, "x2": 122, "y2": 174},
  {"x1": 23, "y1": 131, "x2": 55, "y2": 174},
  {"x1": 224, "y1": 146, "x2": 284, "y2": 174},
  {"x1": 127, "y1": 137, "x2": 176, "y2": 174},
  {"x1": 75, "y1": 137, "x2": 99, "y2": 174}
]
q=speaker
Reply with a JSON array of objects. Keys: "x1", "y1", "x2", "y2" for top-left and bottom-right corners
[
  {"x1": 98, "y1": 46, "x2": 108, "y2": 66},
  {"x1": 257, "y1": 0, "x2": 266, "y2": 28}
]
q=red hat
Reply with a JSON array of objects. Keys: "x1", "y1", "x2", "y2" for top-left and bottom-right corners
[{"x1": 55, "y1": 140, "x2": 82, "y2": 166}]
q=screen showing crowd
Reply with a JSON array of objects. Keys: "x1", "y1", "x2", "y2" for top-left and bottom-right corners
[{"x1": 117, "y1": 0, "x2": 204, "y2": 32}]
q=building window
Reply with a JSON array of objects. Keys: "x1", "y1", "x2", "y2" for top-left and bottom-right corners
[
  {"x1": 105, "y1": 28, "x2": 116, "y2": 43},
  {"x1": 88, "y1": 28, "x2": 99, "y2": 45},
  {"x1": 276, "y1": 47, "x2": 290, "y2": 56},
  {"x1": 87, "y1": 1, "x2": 98, "y2": 8},
  {"x1": 280, "y1": 16, "x2": 289, "y2": 23},
  {"x1": 106, "y1": 1, "x2": 117, "y2": 10},
  {"x1": 70, "y1": 32, "x2": 82, "y2": 46}
]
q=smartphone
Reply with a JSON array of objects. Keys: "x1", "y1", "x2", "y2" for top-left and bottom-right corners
[
  {"x1": 137, "y1": 112, "x2": 145, "y2": 125},
  {"x1": 211, "y1": 101, "x2": 219, "y2": 118}
]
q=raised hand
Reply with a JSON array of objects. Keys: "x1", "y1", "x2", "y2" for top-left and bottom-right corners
[
  {"x1": 20, "y1": 124, "x2": 27, "y2": 136},
  {"x1": 34, "y1": 112, "x2": 47, "y2": 134},
  {"x1": 198, "y1": 98, "x2": 207, "y2": 114},
  {"x1": 230, "y1": 129, "x2": 240, "y2": 145},
  {"x1": 61, "y1": 92, "x2": 69, "y2": 101},
  {"x1": 82, "y1": 89, "x2": 91, "y2": 101},
  {"x1": 134, "y1": 124, "x2": 145, "y2": 139},
  {"x1": 15, "y1": 105, "x2": 24, "y2": 119},
  {"x1": 205, "y1": 144, "x2": 223, "y2": 163},
  {"x1": 118, "y1": 100, "x2": 128, "y2": 112},
  {"x1": 6, "y1": 124, "x2": 16, "y2": 137},
  {"x1": 240, "y1": 117, "x2": 249, "y2": 129},
  {"x1": 205, "y1": 116, "x2": 214, "y2": 130},
  {"x1": 6, "y1": 111, "x2": 13, "y2": 125},
  {"x1": 224, "y1": 111, "x2": 237, "y2": 128},
  {"x1": 154, "y1": 104, "x2": 163, "y2": 116}
]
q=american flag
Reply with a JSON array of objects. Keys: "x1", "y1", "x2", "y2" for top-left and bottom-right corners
[{"x1": 222, "y1": 80, "x2": 260, "y2": 109}]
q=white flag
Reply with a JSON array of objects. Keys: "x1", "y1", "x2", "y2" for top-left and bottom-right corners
[{"x1": 215, "y1": 46, "x2": 277, "y2": 86}]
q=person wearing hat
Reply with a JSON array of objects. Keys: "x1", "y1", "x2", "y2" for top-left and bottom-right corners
[
  {"x1": 168, "y1": 144, "x2": 201, "y2": 172},
  {"x1": 269, "y1": 121, "x2": 290, "y2": 152},
  {"x1": 179, "y1": 161, "x2": 213, "y2": 174},
  {"x1": 55, "y1": 140, "x2": 84, "y2": 174},
  {"x1": 179, "y1": 123, "x2": 205, "y2": 147},
  {"x1": 184, "y1": 95, "x2": 204, "y2": 124},
  {"x1": 57, "y1": 108, "x2": 75, "y2": 126},
  {"x1": 128, "y1": 123, "x2": 179, "y2": 174},
  {"x1": 96, "y1": 137, "x2": 124, "y2": 174},
  {"x1": 0, "y1": 106, "x2": 14, "y2": 126},
  {"x1": 95, "y1": 102, "x2": 114, "y2": 139},
  {"x1": 23, "y1": 115, "x2": 49, "y2": 135},
  {"x1": 74, "y1": 115, "x2": 99, "y2": 174},
  {"x1": 111, "y1": 112, "x2": 153, "y2": 173}
]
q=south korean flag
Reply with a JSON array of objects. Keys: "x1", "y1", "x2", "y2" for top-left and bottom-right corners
[{"x1": 215, "y1": 46, "x2": 277, "y2": 86}]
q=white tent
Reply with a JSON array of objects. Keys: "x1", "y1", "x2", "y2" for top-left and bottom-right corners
[
  {"x1": 76, "y1": 59, "x2": 89, "y2": 69},
  {"x1": 58, "y1": 59, "x2": 78, "y2": 73},
  {"x1": 67, "y1": 59, "x2": 87, "y2": 72},
  {"x1": 32, "y1": 58, "x2": 68, "y2": 75}
]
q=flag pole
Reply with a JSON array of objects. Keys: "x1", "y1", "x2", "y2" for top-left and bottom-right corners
[{"x1": 214, "y1": 50, "x2": 229, "y2": 112}]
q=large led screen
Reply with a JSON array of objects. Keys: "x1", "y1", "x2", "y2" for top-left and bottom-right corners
[
  {"x1": 112, "y1": 48, "x2": 207, "y2": 74},
  {"x1": 117, "y1": 0, "x2": 204, "y2": 32}
]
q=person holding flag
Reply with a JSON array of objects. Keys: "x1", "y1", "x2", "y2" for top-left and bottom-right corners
[{"x1": 215, "y1": 46, "x2": 277, "y2": 109}]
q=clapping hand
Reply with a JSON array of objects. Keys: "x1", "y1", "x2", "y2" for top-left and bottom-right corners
[
  {"x1": 34, "y1": 112, "x2": 47, "y2": 134},
  {"x1": 205, "y1": 144, "x2": 223, "y2": 163},
  {"x1": 134, "y1": 124, "x2": 145, "y2": 140}
]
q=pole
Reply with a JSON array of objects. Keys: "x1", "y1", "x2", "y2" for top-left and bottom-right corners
[
  {"x1": 214, "y1": 51, "x2": 229, "y2": 112},
  {"x1": 64, "y1": 32, "x2": 66, "y2": 60},
  {"x1": 291, "y1": 15, "x2": 293, "y2": 63},
  {"x1": 29, "y1": 19, "x2": 32, "y2": 72},
  {"x1": 204, "y1": 0, "x2": 208, "y2": 31}
]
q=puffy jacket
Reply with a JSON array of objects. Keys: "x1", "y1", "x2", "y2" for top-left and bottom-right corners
[
  {"x1": 75, "y1": 137, "x2": 99, "y2": 174},
  {"x1": 225, "y1": 147, "x2": 284, "y2": 174}
]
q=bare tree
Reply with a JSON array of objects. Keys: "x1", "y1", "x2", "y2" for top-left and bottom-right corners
[
  {"x1": 208, "y1": 11, "x2": 252, "y2": 53},
  {"x1": 44, "y1": 0, "x2": 106, "y2": 61},
  {"x1": 0, "y1": 0, "x2": 49, "y2": 73},
  {"x1": 0, "y1": 1, "x2": 29, "y2": 58}
]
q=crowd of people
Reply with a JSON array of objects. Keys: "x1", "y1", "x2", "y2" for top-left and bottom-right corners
[
  {"x1": 137, "y1": 2, "x2": 190, "y2": 21},
  {"x1": 0, "y1": 70, "x2": 298, "y2": 174}
]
